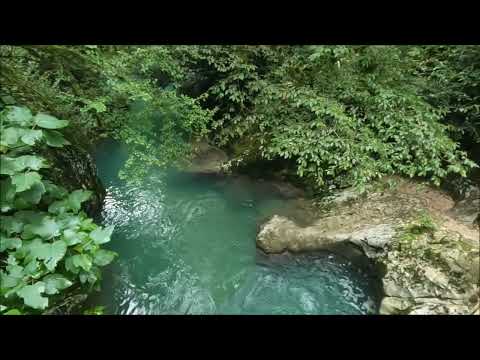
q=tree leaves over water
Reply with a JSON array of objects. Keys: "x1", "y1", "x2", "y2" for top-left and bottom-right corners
[
  {"x1": 0, "y1": 106, "x2": 116, "y2": 315},
  {"x1": 2, "y1": 45, "x2": 477, "y2": 190}
]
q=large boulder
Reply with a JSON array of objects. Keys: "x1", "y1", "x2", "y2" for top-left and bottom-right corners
[{"x1": 256, "y1": 177, "x2": 480, "y2": 315}]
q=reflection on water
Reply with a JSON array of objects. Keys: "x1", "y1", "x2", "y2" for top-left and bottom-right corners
[{"x1": 91, "y1": 139, "x2": 379, "y2": 314}]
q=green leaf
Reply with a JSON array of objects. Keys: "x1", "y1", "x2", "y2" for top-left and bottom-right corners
[
  {"x1": 57, "y1": 214, "x2": 82, "y2": 230},
  {"x1": 0, "y1": 265, "x2": 24, "y2": 291},
  {"x1": 43, "y1": 130, "x2": 70, "y2": 147},
  {"x1": 80, "y1": 218, "x2": 96, "y2": 232},
  {"x1": 33, "y1": 113, "x2": 69, "y2": 129},
  {"x1": 43, "y1": 181, "x2": 68, "y2": 198},
  {"x1": 16, "y1": 282, "x2": 48, "y2": 310},
  {"x1": 44, "y1": 241, "x2": 67, "y2": 271},
  {"x1": 14, "y1": 210, "x2": 46, "y2": 224},
  {"x1": 24, "y1": 239, "x2": 67, "y2": 271},
  {"x1": 19, "y1": 155, "x2": 47, "y2": 171},
  {"x1": 83, "y1": 306, "x2": 104, "y2": 315},
  {"x1": 47, "y1": 199, "x2": 69, "y2": 215},
  {"x1": 0, "y1": 215, "x2": 24, "y2": 235},
  {"x1": 62, "y1": 229, "x2": 87, "y2": 246},
  {"x1": 79, "y1": 272, "x2": 89, "y2": 284},
  {"x1": 0, "y1": 178, "x2": 16, "y2": 212},
  {"x1": 5, "y1": 106, "x2": 33, "y2": 126},
  {"x1": 66, "y1": 254, "x2": 92, "y2": 273},
  {"x1": 43, "y1": 274, "x2": 73, "y2": 295},
  {"x1": 81, "y1": 100, "x2": 107, "y2": 114},
  {"x1": 22, "y1": 216, "x2": 60, "y2": 240},
  {"x1": 15, "y1": 181, "x2": 46, "y2": 208},
  {"x1": 20, "y1": 129, "x2": 43, "y2": 146},
  {"x1": 0, "y1": 127, "x2": 21, "y2": 146},
  {"x1": 89, "y1": 225, "x2": 114, "y2": 245},
  {"x1": 93, "y1": 249, "x2": 117, "y2": 266},
  {"x1": 67, "y1": 190, "x2": 92, "y2": 211},
  {"x1": 21, "y1": 238, "x2": 44, "y2": 261},
  {"x1": 23, "y1": 260, "x2": 40, "y2": 276},
  {"x1": 0, "y1": 156, "x2": 19, "y2": 175},
  {"x1": 11, "y1": 171, "x2": 42, "y2": 192},
  {"x1": 48, "y1": 190, "x2": 92, "y2": 214},
  {"x1": 1, "y1": 95, "x2": 16, "y2": 105},
  {"x1": 0, "y1": 155, "x2": 46, "y2": 175},
  {"x1": 3, "y1": 309, "x2": 22, "y2": 315},
  {"x1": 0, "y1": 236, "x2": 22, "y2": 252}
]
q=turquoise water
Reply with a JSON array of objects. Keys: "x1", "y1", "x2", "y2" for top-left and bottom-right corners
[{"x1": 91, "y1": 139, "x2": 379, "y2": 315}]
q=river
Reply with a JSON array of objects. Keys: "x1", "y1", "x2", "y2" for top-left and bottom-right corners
[{"x1": 89, "y1": 139, "x2": 379, "y2": 314}]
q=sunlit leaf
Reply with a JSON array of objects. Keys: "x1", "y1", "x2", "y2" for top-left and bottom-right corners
[
  {"x1": 43, "y1": 274, "x2": 73, "y2": 295},
  {"x1": 22, "y1": 216, "x2": 60, "y2": 240},
  {"x1": 93, "y1": 249, "x2": 117, "y2": 266},
  {"x1": 20, "y1": 129, "x2": 43, "y2": 146},
  {"x1": 33, "y1": 113, "x2": 69, "y2": 129},
  {"x1": 5, "y1": 106, "x2": 33, "y2": 126},
  {"x1": 67, "y1": 190, "x2": 92, "y2": 211},
  {"x1": 66, "y1": 254, "x2": 92, "y2": 273},
  {"x1": 89, "y1": 225, "x2": 114, "y2": 245},
  {"x1": 11, "y1": 171, "x2": 42, "y2": 192},
  {"x1": 23, "y1": 238, "x2": 67, "y2": 271},
  {"x1": 62, "y1": 228, "x2": 87, "y2": 246},
  {"x1": 15, "y1": 181, "x2": 46, "y2": 207},
  {"x1": 16, "y1": 282, "x2": 48, "y2": 310},
  {"x1": 0, "y1": 127, "x2": 21, "y2": 146},
  {"x1": 3, "y1": 309, "x2": 22, "y2": 315}
]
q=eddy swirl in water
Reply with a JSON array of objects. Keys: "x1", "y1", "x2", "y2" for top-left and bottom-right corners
[{"x1": 92, "y1": 140, "x2": 379, "y2": 315}]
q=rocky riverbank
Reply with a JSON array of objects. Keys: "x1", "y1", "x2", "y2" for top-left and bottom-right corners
[{"x1": 257, "y1": 177, "x2": 479, "y2": 315}]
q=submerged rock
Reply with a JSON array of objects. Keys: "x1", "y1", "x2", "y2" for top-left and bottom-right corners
[{"x1": 256, "y1": 177, "x2": 480, "y2": 315}]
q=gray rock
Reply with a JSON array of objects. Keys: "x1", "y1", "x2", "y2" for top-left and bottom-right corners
[
  {"x1": 379, "y1": 297, "x2": 412, "y2": 314},
  {"x1": 256, "y1": 177, "x2": 480, "y2": 315},
  {"x1": 267, "y1": 180, "x2": 305, "y2": 199},
  {"x1": 450, "y1": 186, "x2": 480, "y2": 226},
  {"x1": 348, "y1": 224, "x2": 396, "y2": 258},
  {"x1": 184, "y1": 140, "x2": 228, "y2": 175},
  {"x1": 327, "y1": 189, "x2": 362, "y2": 205}
]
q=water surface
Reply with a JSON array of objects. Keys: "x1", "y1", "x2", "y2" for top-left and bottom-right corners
[{"x1": 91, "y1": 139, "x2": 379, "y2": 314}]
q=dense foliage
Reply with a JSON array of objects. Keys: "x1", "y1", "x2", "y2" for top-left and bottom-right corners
[
  {"x1": 416, "y1": 46, "x2": 480, "y2": 150},
  {"x1": 0, "y1": 106, "x2": 115, "y2": 315},
  {"x1": 171, "y1": 45, "x2": 478, "y2": 190},
  {"x1": 1, "y1": 45, "x2": 477, "y2": 191}
]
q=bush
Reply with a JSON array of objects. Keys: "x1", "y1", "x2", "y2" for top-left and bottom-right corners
[{"x1": 0, "y1": 106, "x2": 116, "y2": 314}]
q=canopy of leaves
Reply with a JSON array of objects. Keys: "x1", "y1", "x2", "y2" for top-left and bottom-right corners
[
  {"x1": 0, "y1": 45, "x2": 213, "y2": 183},
  {"x1": 2, "y1": 45, "x2": 476, "y2": 190}
]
